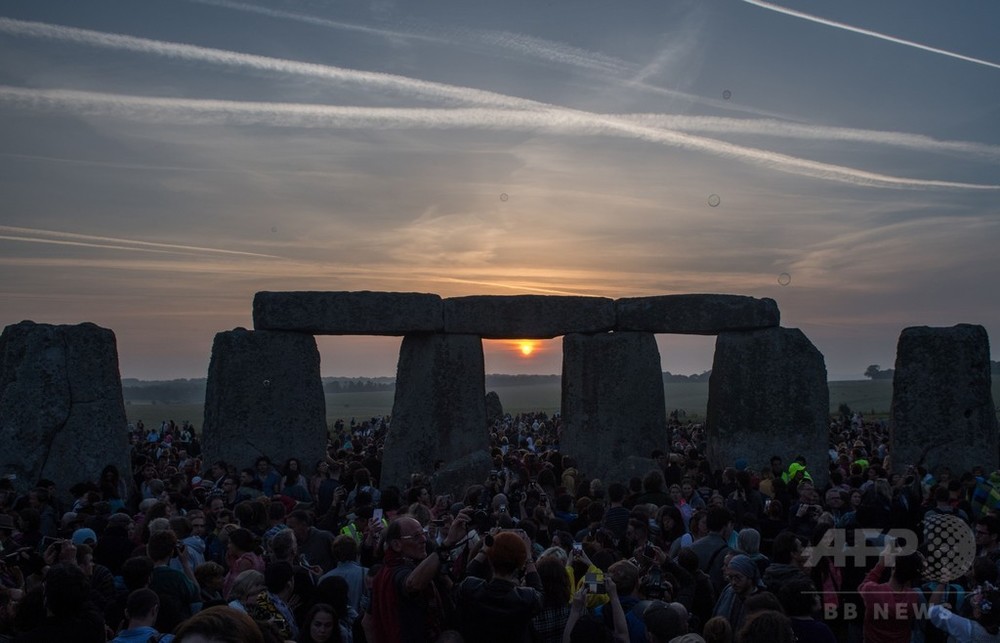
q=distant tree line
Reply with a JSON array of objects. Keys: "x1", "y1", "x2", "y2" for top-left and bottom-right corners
[
  {"x1": 323, "y1": 379, "x2": 395, "y2": 394},
  {"x1": 864, "y1": 365, "x2": 895, "y2": 380},
  {"x1": 122, "y1": 379, "x2": 206, "y2": 404},
  {"x1": 662, "y1": 370, "x2": 712, "y2": 383},
  {"x1": 864, "y1": 361, "x2": 1000, "y2": 380}
]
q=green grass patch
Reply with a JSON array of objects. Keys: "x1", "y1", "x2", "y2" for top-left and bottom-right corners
[{"x1": 125, "y1": 379, "x2": 999, "y2": 429}]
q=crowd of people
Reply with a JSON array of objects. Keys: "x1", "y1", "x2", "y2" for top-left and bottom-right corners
[{"x1": 1, "y1": 410, "x2": 999, "y2": 643}]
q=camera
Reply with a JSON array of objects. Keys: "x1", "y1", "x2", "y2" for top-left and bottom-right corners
[
  {"x1": 642, "y1": 567, "x2": 670, "y2": 600},
  {"x1": 472, "y1": 507, "x2": 490, "y2": 533}
]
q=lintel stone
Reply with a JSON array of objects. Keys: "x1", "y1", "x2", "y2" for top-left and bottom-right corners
[
  {"x1": 615, "y1": 294, "x2": 779, "y2": 334},
  {"x1": 253, "y1": 291, "x2": 443, "y2": 335},
  {"x1": 444, "y1": 295, "x2": 615, "y2": 338}
]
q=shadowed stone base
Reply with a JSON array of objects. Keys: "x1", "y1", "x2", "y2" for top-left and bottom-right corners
[
  {"x1": 560, "y1": 332, "x2": 666, "y2": 485},
  {"x1": 203, "y1": 328, "x2": 326, "y2": 471},
  {"x1": 0, "y1": 321, "x2": 130, "y2": 500},
  {"x1": 890, "y1": 324, "x2": 997, "y2": 476},
  {"x1": 707, "y1": 327, "x2": 829, "y2": 486},
  {"x1": 382, "y1": 334, "x2": 489, "y2": 495}
]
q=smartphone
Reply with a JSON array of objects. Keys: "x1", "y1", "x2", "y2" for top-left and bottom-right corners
[
  {"x1": 299, "y1": 554, "x2": 311, "y2": 569},
  {"x1": 42, "y1": 536, "x2": 63, "y2": 553},
  {"x1": 585, "y1": 571, "x2": 606, "y2": 594},
  {"x1": 373, "y1": 508, "x2": 384, "y2": 521},
  {"x1": 572, "y1": 542, "x2": 583, "y2": 555},
  {"x1": 499, "y1": 505, "x2": 507, "y2": 513}
]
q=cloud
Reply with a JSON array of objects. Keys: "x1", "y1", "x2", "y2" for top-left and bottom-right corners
[
  {"x1": 743, "y1": 0, "x2": 1000, "y2": 72},
  {"x1": 3, "y1": 85, "x2": 997, "y2": 191}
]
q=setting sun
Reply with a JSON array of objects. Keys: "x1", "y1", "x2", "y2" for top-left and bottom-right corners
[{"x1": 518, "y1": 341, "x2": 536, "y2": 357}]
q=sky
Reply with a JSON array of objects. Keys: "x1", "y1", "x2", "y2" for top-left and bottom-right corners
[{"x1": 1, "y1": 0, "x2": 998, "y2": 381}]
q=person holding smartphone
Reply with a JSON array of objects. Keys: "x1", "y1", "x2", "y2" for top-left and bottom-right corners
[{"x1": 454, "y1": 530, "x2": 542, "y2": 642}]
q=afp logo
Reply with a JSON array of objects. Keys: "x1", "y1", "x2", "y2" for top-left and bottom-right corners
[{"x1": 807, "y1": 515, "x2": 976, "y2": 582}]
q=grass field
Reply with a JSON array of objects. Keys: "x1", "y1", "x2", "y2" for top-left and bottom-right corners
[{"x1": 125, "y1": 379, "x2": 1000, "y2": 429}]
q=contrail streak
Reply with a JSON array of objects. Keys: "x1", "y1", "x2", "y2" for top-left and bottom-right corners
[
  {"x1": 181, "y1": 0, "x2": 792, "y2": 119},
  {"x1": 182, "y1": 0, "x2": 450, "y2": 46},
  {"x1": 2, "y1": 86, "x2": 996, "y2": 191},
  {"x1": 0, "y1": 225, "x2": 281, "y2": 258},
  {"x1": 743, "y1": 0, "x2": 1000, "y2": 71},
  {"x1": 0, "y1": 17, "x2": 541, "y2": 109},
  {"x1": 615, "y1": 114, "x2": 1000, "y2": 159}
]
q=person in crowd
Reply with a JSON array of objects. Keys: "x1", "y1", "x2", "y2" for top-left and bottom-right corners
[
  {"x1": 454, "y1": 530, "x2": 543, "y2": 642},
  {"x1": 689, "y1": 507, "x2": 734, "y2": 593},
  {"x1": 148, "y1": 530, "x2": 200, "y2": 633},
  {"x1": 172, "y1": 604, "x2": 265, "y2": 643},
  {"x1": 737, "y1": 609, "x2": 795, "y2": 643},
  {"x1": 226, "y1": 569, "x2": 265, "y2": 614},
  {"x1": 712, "y1": 554, "x2": 761, "y2": 632},
  {"x1": 761, "y1": 532, "x2": 809, "y2": 596},
  {"x1": 110, "y1": 588, "x2": 173, "y2": 643},
  {"x1": 222, "y1": 528, "x2": 265, "y2": 600},
  {"x1": 928, "y1": 582, "x2": 1000, "y2": 642},
  {"x1": 277, "y1": 459, "x2": 311, "y2": 501},
  {"x1": 247, "y1": 561, "x2": 300, "y2": 641},
  {"x1": 532, "y1": 556, "x2": 572, "y2": 643},
  {"x1": 255, "y1": 457, "x2": 281, "y2": 498},
  {"x1": 298, "y1": 602, "x2": 342, "y2": 643},
  {"x1": 369, "y1": 512, "x2": 469, "y2": 643},
  {"x1": 286, "y1": 510, "x2": 336, "y2": 573},
  {"x1": 13, "y1": 563, "x2": 106, "y2": 642},
  {"x1": 777, "y1": 577, "x2": 836, "y2": 643},
  {"x1": 194, "y1": 561, "x2": 226, "y2": 606},
  {"x1": 858, "y1": 550, "x2": 923, "y2": 643},
  {"x1": 317, "y1": 535, "x2": 366, "y2": 615}
]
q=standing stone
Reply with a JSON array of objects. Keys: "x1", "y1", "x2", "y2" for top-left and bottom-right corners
[
  {"x1": 561, "y1": 332, "x2": 666, "y2": 484},
  {"x1": 707, "y1": 327, "x2": 829, "y2": 485},
  {"x1": 485, "y1": 391, "x2": 504, "y2": 427},
  {"x1": 0, "y1": 321, "x2": 130, "y2": 499},
  {"x1": 890, "y1": 325, "x2": 997, "y2": 475},
  {"x1": 383, "y1": 334, "x2": 491, "y2": 496},
  {"x1": 203, "y1": 328, "x2": 326, "y2": 471}
]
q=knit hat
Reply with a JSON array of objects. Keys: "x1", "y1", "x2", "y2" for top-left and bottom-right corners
[
  {"x1": 72, "y1": 527, "x2": 98, "y2": 545},
  {"x1": 727, "y1": 554, "x2": 763, "y2": 587}
]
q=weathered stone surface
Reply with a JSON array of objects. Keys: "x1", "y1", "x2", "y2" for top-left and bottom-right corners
[
  {"x1": 203, "y1": 328, "x2": 326, "y2": 470},
  {"x1": 431, "y1": 451, "x2": 495, "y2": 501},
  {"x1": 707, "y1": 327, "x2": 829, "y2": 485},
  {"x1": 615, "y1": 294, "x2": 779, "y2": 334},
  {"x1": 560, "y1": 332, "x2": 666, "y2": 484},
  {"x1": 382, "y1": 334, "x2": 489, "y2": 493},
  {"x1": 443, "y1": 295, "x2": 615, "y2": 339},
  {"x1": 890, "y1": 325, "x2": 997, "y2": 475},
  {"x1": 0, "y1": 321, "x2": 130, "y2": 499},
  {"x1": 485, "y1": 391, "x2": 504, "y2": 427},
  {"x1": 253, "y1": 291, "x2": 443, "y2": 335}
]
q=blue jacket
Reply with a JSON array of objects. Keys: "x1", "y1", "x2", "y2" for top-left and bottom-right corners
[{"x1": 110, "y1": 625, "x2": 174, "y2": 642}]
